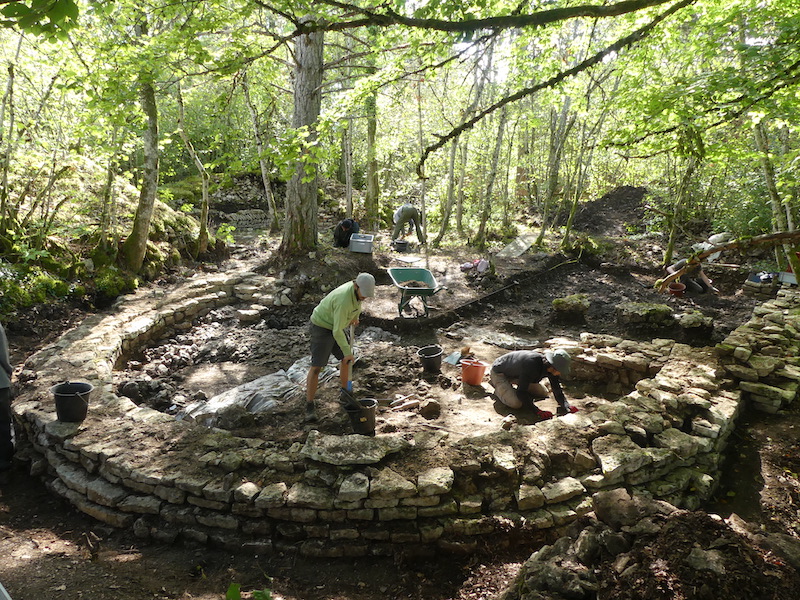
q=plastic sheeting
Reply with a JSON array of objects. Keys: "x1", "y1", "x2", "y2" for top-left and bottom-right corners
[{"x1": 176, "y1": 328, "x2": 399, "y2": 425}]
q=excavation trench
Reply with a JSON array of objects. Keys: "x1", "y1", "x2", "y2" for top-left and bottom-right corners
[{"x1": 11, "y1": 254, "x2": 794, "y2": 558}]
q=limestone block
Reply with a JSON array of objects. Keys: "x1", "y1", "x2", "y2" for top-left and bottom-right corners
[
  {"x1": 516, "y1": 484, "x2": 545, "y2": 510},
  {"x1": 196, "y1": 512, "x2": 239, "y2": 530},
  {"x1": 401, "y1": 495, "x2": 440, "y2": 507},
  {"x1": 418, "y1": 499, "x2": 459, "y2": 517},
  {"x1": 378, "y1": 506, "x2": 417, "y2": 521},
  {"x1": 443, "y1": 517, "x2": 495, "y2": 536},
  {"x1": 417, "y1": 466, "x2": 455, "y2": 496},
  {"x1": 547, "y1": 504, "x2": 578, "y2": 526},
  {"x1": 541, "y1": 477, "x2": 586, "y2": 504},
  {"x1": 338, "y1": 472, "x2": 370, "y2": 502},
  {"x1": 249, "y1": 484, "x2": 286, "y2": 512},
  {"x1": 234, "y1": 481, "x2": 261, "y2": 503},
  {"x1": 86, "y1": 477, "x2": 129, "y2": 507},
  {"x1": 592, "y1": 435, "x2": 654, "y2": 479},
  {"x1": 287, "y1": 482, "x2": 335, "y2": 510},
  {"x1": 653, "y1": 428, "x2": 700, "y2": 459},
  {"x1": 740, "y1": 381, "x2": 796, "y2": 403},
  {"x1": 492, "y1": 446, "x2": 517, "y2": 473},
  {"x1": 458, "y1": 496, "x2": 483, "y2": 514},
  {"x1": 56, "y1": 460, "x2": 91, "y2": 494},
  {"x1": 299, "y1": 430, "x2": 410, "y2": 465},
  {"x1": 369, "y1": 467, "x2": 417, "y2": 499},
  {"x1": 747, "y1": 355, "x2": 785, "y2": 377}
]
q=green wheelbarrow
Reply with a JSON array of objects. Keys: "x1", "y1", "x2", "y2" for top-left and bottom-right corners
[{"x1": 388, "y1": 267, "x2": 446, "y2": 317}]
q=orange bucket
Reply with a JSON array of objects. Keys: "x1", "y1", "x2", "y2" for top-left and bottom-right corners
[{"x1": 461, "y1": 359, "x2": 489, "y2": 386}]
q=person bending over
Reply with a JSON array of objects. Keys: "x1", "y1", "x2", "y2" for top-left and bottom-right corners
[
  {"x1": 333, "y1": 218, "x2": 360, "y2": 248},
  {"x1": 489, "y1": 349, "x2": 577, "y2": 419}
]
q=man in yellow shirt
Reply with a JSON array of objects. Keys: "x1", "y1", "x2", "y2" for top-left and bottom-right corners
[{"x1": 306, "y1": 273, "x2": 375, "y2": 422}]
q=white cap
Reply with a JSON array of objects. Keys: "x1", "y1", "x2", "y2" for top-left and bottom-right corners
[{"x1": 355, "y1": 273, "x2": 375, "y2": 297}]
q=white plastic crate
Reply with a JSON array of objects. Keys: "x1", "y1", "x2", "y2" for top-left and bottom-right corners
[{"x1": 349, "y1": 233, "x2": 374, "y2": 253}]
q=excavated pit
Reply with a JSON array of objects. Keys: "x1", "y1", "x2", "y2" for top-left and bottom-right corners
[{"x1": 12, "y1": 245, "x2": 793, "y2": 558}]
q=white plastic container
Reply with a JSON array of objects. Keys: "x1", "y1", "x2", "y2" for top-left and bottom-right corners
[{"x1": 349, "y1": 233, "x2": 374, "y2": 253}]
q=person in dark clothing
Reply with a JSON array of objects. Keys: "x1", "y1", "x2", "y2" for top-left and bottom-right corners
[
  {"x1": 333, "y1": 218, "x2": 360, "y2": 248},
  {"x1": 391, "y1": 204, "x2": 425, "y2": 244},
  {"x1": 667, "y1": 257, "x2": 719, "y2": 294},
  {"x1": 489, "y1": 349, "x2": 577, "y2": 419},
  {"x1": 0, "y1": 323, "x2": 14, "y2": 486}
]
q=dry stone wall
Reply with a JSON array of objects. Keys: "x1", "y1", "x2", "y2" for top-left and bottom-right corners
[
  {"x1": 12, "y1": 272, "x2": 795, "y2": 557},
  {"x1": 717, "y1": 287, "x2": 800, "y2": 413}
]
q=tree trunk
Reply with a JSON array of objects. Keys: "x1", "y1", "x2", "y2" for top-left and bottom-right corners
[
  {"x1": 663, "y1": 155, "x2": 698, "y2": 267},
  {"x1": 432, "y1": 138, "x2": 459, "y2": 247},
  {"x1": 456, "y1": 140, "x2": 468, "y2": 235},
  {"x1": 754, "y1": 120, "x2": 797, "y2": 271},
  {"x1": 344, "y1": 121, "x2": 353, "y2": 217},
  {"x1": 659, "y1": 230, "x2": 800, "y2": 290},
  {"x1": 176, "y1": 84, "x2": 209, "y2": 257},
  {"x1": 279, "y1": 22, "x2": 323, "y2": 255},
  {"x1": 242, "y1": 70, "x2": 279, "y2": 232},
  {"x1": 535, "y1": 97, "x2": 575, "y2": 246},
  {"x1": 121, "y1": 73, "x2": 159, "y2": 273},
  {"x1": 364, "y1": 88, "x2": 379, "y2": 232},
  {"x1": 434, "y1": 59, "x2": 487, "y2": 246},
  {"x1": 475, "y1": 105, "x2": 508, "y2": 249}
]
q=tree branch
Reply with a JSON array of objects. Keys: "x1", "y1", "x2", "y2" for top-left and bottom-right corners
[
  {"x1": 307, "y1": 0, "x2": 683, "y2": 34},
  {"x1": 416, "y1": 0, "x2": 696, "y2": 176}
]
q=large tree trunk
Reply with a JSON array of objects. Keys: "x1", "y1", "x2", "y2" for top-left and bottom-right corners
[
  {"x1": 121, "y1": 76, "x2": 159, "y2": 272},
  {"x1": 279, "y1": 22, "x2": 323, "y2": 255}
]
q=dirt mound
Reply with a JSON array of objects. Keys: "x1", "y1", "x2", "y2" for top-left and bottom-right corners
[
  {"x1": 598, "y1": 511, "x2": 800, "y2": 600},
  {"x1": 573, "y1": 186, "x2": 648, "y2": 236}
]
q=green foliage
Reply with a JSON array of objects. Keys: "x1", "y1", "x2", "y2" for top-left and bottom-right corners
[
  {"x1": 0, "y1": 264, "x2": 72, "y2": 317},
  {"x1": 216, "y1": 223, "x2": 236, "y2": 244},
  {"x1": 0, "y1": 0, "x2": 79, "y2": 39},
  {"x1": 226, "y1": 583, "x2": 272, "y2": 600},
  {"x1": 94, "y1": 265, "x2": 138, "y2": 302},
  {"x1": 160, "y1": 177, "x2": 203, "y2": 211},
  {"x1": 566, "y1": 234, "x2": 608, "y2": 257}
]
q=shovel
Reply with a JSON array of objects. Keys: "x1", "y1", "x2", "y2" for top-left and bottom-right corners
[{"x1": 339, "y1": 324, "x2": 361, "y2": 411}]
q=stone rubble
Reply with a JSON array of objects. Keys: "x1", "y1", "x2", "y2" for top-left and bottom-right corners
[{"x1": 11, "y1": 266, "x2": 800, "y2": 557}]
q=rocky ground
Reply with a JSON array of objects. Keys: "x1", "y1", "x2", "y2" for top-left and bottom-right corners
[{"x1": 1, "y1": 186, "x2": 800, "y2": 599}]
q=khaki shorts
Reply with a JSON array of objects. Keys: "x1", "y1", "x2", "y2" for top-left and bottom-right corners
[{"x1": 489, "y1": 370, "x2": 548, "y2": 409}]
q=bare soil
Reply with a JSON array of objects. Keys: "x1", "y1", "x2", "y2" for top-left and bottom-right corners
[{"x1": 2, "y1": 187, "x2": 800, "y2": 600}]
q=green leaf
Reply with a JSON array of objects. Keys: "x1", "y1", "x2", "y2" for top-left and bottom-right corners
[{"x1": 225, "y1": 583, "x2": 242, "y2": 600}]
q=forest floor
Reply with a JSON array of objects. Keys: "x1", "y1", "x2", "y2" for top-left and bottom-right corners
[{"x1": 2, "y1": 186, "x2": 800, "y2": 600}]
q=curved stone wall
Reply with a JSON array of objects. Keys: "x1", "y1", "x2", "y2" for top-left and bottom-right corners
[{"x1": 13, "y1": 271, "x2": 795, "y2": 557}]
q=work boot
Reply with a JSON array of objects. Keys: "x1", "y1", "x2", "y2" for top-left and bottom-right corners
[
  {"x1": 303, "y1": 403, "x2": 318, "y2": 423},
  {"x1": 557, "y1": 403, "x2": 579, "y2": 417}
]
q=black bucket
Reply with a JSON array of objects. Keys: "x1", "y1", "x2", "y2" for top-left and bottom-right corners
[
  {"x1": 50, "y1": 381, "x2": 93, "y2": 422},
  {"x1": 393, "y1": 240, "x2": 409, "y2": 252},
  {"x1": 345, "y1": 398, "x2": 377, "y2": 436},
  {"x1": 417, "y1": 345, "x2": 443, "y2": 373}
]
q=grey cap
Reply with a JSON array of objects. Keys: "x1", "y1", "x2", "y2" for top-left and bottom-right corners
[
  {"x1": 545, "y1": 349, "x2": 571, "y2": 377},
  {"x1": 355, "y1": 273, "x2": 375, "y2": 298}
]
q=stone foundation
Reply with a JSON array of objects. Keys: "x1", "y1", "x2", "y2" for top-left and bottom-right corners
[{"x1": 12, "y1": 271, "x2": 799, "y2": 557}]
